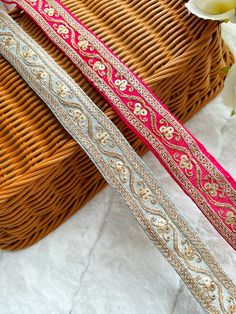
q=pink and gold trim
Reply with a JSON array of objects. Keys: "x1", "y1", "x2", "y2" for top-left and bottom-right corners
[{"x1": 3, "y1": 0, "x2": 236, "y2": 248}]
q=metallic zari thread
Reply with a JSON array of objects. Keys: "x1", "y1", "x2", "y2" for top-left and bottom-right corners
[
  {"x1": 5, "y1": 0, "x2": 236, "y2": 249},
  {"x1": 0, "y1": 11, "x2": 235, "y2": 313}
]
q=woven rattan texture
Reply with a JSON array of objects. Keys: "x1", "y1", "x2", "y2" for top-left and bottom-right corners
[{"x1": 0, "y1": 0, "x2": 233, "y2": 250}]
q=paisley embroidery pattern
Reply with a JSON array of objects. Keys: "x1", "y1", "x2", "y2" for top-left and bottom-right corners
[
  {"x1": 0, "y1": 11, "x2": 235, "y2": 313},
  {"x1": 7, "y1": 0, "x2": 236, "y2": 248}
]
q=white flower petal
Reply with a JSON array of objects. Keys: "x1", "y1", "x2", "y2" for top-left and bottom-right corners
[
  {"x1": 222, "y1": 63, "x2": 236, "y2": 110},
  {"x1": 221, "y1": 22, "x2": 236, "y2": 57},
  {"x1": 195, "y1": 0, "x2": 236, "y2": 14},
  {"x1": 186, "y1": 0, "x2": 236, "y2": 23}
]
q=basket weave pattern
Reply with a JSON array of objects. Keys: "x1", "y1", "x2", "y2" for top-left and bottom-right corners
[{"x1": 0, "y1": 0, "x2": 233, "y2": 250}]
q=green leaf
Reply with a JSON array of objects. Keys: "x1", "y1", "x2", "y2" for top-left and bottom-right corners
[
  {"x1": 221, "y1": 66, "x2": 231, "y2": 74},
  {"x1": 222, "y1": 18, "x2": 230, "y2": 23},
  {"x1": 231, "y1": 110, "x2": 235, "y2": 117}
]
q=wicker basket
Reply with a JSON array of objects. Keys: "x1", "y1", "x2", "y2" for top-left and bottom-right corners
[{"x1": 0, "y1": 0, "x2": 233, "y2": 250}]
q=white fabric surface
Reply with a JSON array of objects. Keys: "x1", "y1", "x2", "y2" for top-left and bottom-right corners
[{"x1": 0, "y1": 18, "x2": 235, "y2": 314}]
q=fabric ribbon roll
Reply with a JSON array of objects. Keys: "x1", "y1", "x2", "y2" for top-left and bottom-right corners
[
  {"x1": 0, "y1": 10, "x2": 235, "y2": 313},
  {"x1": 4, "y1": 0, "x2": 236, "y2": 249}
]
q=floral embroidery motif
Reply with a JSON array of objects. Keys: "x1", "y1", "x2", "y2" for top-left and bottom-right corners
[
  {"x1": 225, "y1": 211, "x2": 236, "y2": 226},
  {"x1": 204, "y1": 181, "x2": 219, "y2": 197},
  {"x1": 228, "y1": 303, "x2": 236, "y2": 314},
  {"x1": 44, "y1": 7, "x2": 55, "y2": 16},
  {"x1": 219, "y1": 210, "x2": 236, "y2": 229},
  {"x1": 78, "y1": 36, "x2": 89, "y2": 50},
  {"x1": 33, "y1": 69, "x2": 47, "y2": 81},
  {"x1": 133, "y1": 103, "x2": 147, "y2": 116},
  {"x1": 173, "y1": 153, "x2": 194, "y2": 176},
  {"x1": 53, "y1": 24, "x2": 69, "y2": 38},
  {"x1": 136, "y1": 180, "x2": 156, "y2": 204},
  {"x1": 78, "y1": 113, "x2": 86, "y2": 124},
  {"x1": 96, "y1": 131, "x2": 109, "y2": 145},
  {"x1": 109, "y1": 160, "x2": 129, "y2": 183},
  {"x1": 93, "y1": 61, "x2": 105, "y2": 71},
  {"x1": 1, "y1": 36, "x2": 15, "y2": 47},
  {"x1": 22, "y1": 48, "x2": 36, "y2": 60},
  {"x1": 197, "y1": 277, "x2": 216, "y2": 301},
  {"x1": 0, "y1": 20, "x2": 5, "y2": 29},
  {"x1": 159, "y1": 125, "x2": 174, "y2": 140},
  {"x1": 115, "y1": 160, "x2": 126, "y2": 171},
  {"x1": 115, "y1": 79, "x2": 127, "y2": 91},
  {"x1": 68, "y1": 109, "x2": 86, "y2": 127},
  {"x1": 152, "y1": 217, "x2": 171, "y2": 241},
  {"x1": 156, "y1": 218, "x2": 167, "y2": 228},
  {"x1": 138, "y1": 187, "x2": 152, "y2": 202},
  {"x1": 203, "y1": 278, "x2": 216, "y2": 299},
  {"x1": 182, "y1": 240, "x2": 201, "y2": 262},
  {"x1": 183, "y1": 245, "x2": 197, "y2": 261},
  {"x1": 179, "y1": 155, "x2": 193, "y2": 170},
  {"x1": 57, "y1": 81, "x2": 70, "y2": 98},
  {"x1": 57, "y1": 25, "x2": 69, "y2": 35},
  {"x1": 95, "y1": 127, "x2": 112, "y2": 146}
]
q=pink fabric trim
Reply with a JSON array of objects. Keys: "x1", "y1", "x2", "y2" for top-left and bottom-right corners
[{"x1": 4, "y1": 0, "x2": 236, "y2": 248}]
